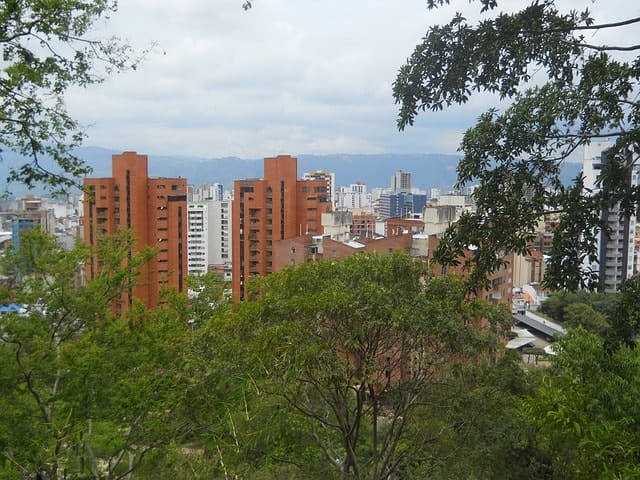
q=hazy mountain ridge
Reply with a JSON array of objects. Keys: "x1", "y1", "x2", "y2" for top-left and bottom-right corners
[{"x1": 1, "y1": 147, "x2": 582, "y2": 195}]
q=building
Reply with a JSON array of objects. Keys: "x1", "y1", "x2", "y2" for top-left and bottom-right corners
[
  {"x1": 391, "y1": 170, "x2": 412, "y2": 192},
  {"x1": 583, "y1": 142, "x2": 638, "y2": 292},
  {"x1": 272, "y1": 232, "x2": 415, "y2": 272},
  {"x1": 232, "y1": 155, "x2": 332, "y2": 301},
  {"x1": 303, "y1": 170, "x2": 335, "y2": 208},
  {"x1": 187, "y1": 202, "x2": 209, "y2": 275},
  {"x1": 351, "y1": 213, "x2": 378, "y2": 239},
  {"x1": 189, "y1": 182, "x2": 225, "y2": 202},
  {"x1": 83, "y1": 152, "x2": 187, "y2": 310},
  {"x1": 336, "y1": 183, "x2": 372, "y2": 210},
  {"x1": 378, "y1": 192, "x2": 428, "y2": 219},
  {"x1": 10, "y1": 195, "x2": 56, "y2": 250},
  {"x1": 207, "y1": 198, "x2": 233, "y2": 282}
]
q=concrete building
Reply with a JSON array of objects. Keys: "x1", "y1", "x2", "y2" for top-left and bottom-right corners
[
  {"x1": 583, "y1": 142, "x2": 638, "y2": 292},
  {"x1": 83, "y1": 152, "x2": 187, "y2": 310},
  {"x1": 187, "y1": 202, "x2": 209, "y2": 275},
  {"x1": 232, "y1": 155, "x2": 332, "y2": 301},
  {"x1": 208, "y1": 199, "x2": 233, "y2": 282},
  {"x1": 10, "y1": 195, "x2": 56, "y2": 250},
  {"x1": 322, "y1": 210, "x2": 353, "y2": 243},
  {"x1": 336, "y1": 183, "x2": 372, "y2": 210},
  {"x1": 391, "y1": 170, "x2": 412, "y2": 193}
]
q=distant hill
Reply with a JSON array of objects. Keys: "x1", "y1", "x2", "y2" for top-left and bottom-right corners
[{"x1": 0, "y1": 147, "x2": 582, "y2": 196}]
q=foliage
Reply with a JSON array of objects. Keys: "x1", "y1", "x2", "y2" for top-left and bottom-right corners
[
  {"x1": 563, "y1": 303, "x2": 610, "y2": 337},
  {"x1": 611, "y1": 275, "x2": 640, "y2": 347},
  {"x1": 422, "y1": 351, "x2": 549, "y2": 480},
  {"x1": 527, "y1": 328, "x2": 640, "y2": 479},
  {"x1": 196, "y1": 252, "x2": 512, "y2": 479},
  {"x1": 0, "y1": 230, "x2": 189, "y2": 479},
  {"x1": 539, "y1": 290, "x2": 616, "y2": 324},
  {"x1": 540, "y1": 281, "x2": 640, "y2": 345},
  {"x1": 394, "y1": 0, "x2": 640, "y2": 291},
  {"x1": 0, "y1": 0, "x2": 146, "y2": 194}
]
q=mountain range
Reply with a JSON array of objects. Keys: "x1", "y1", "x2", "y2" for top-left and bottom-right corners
[{"x1": 0, "y1": 147, "x2": 583, "y2": 196}]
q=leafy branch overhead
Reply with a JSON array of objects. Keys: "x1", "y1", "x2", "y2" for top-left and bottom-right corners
[
  {"x1": 394, "y1": 0, "x2": 640, "y2": 291},
  {"x1": 0, "y1": 0, "x2": 148, "y2": 194}
]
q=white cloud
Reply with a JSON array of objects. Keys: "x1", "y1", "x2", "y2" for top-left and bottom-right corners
[{"x1": 66, "y1": 0, "x2": 638, "y2": 159}]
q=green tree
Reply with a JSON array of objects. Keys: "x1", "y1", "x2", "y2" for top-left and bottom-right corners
[
  {"x1": 422, "y1": 351, "x2": 549, "y2": 480},
  {"x1": 393, "y1": 0, "x2": 640, "y2": 291},
  {"x1": 563, "y1": 303, "x2": 610, "y2": 337},
  {"x1": 0, "y1": 230, "x2": 188, "y2": 479},
  {"x1": 1, "y1": 0, "x2": 145, "y2": 193},
  {"x1": 527, "y1": 328, "x2": 640, "y2": 479},
  {"x1": 196, "y1": 253, "x2": 511, "y2": 479},
  {"x1": 610, "y1": 275, "x2": 640, "y2": 347}
]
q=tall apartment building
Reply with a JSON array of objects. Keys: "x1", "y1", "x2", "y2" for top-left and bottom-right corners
[
  {"x1": 208, "y1": 199, "x2": 233, "y2": 281},
  {"x1": 583, "y1": 142, "x2": 638, "y2": 292},
  {"x1": 391, "y1": 170, "x2": 412, "y2": 192},
  {"x1": 83, "y1": 152, "x2": 187, "y2": 310},
  {"x1": 232, "y1": 155, "x2": 332, "y2": 301},
  {"x1": 187, "y1": 198, "x2": 233, "y2": 281},
  {"x1": 336, "y1": 183, "x2": 372, "y2": 210},
  {"x1": 187, "y1": 202, "x2": 209, "y2": 275}
]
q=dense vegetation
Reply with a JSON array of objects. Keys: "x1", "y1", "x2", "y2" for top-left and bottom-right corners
[{"x1": 1, "y1": 230, "x2": 639, "y2": 479}]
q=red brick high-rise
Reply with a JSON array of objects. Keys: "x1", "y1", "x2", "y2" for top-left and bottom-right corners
[
  {"x1": 83, "y1": 152, "x2": 187, "y2": 310},
  {"x1": 232, "y1": 155, "x2": 332, "y2": 301}
]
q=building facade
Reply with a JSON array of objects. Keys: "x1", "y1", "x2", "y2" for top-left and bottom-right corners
[
  {"x1": 187, "y1": 202, "x2": 209, "y2": 275},
  {"x1": 83, "y1": 151, "x2": 187, "y2": 310},
  {"x1": 232, "y1": 155, "x2": 332, "y2": 301},
  {"x1": 583, "y1": 142, "x2": 638, "y2": 292}
]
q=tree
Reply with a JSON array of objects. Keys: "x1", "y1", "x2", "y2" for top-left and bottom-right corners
[
  {"x1": 201, "y1": 253, "x2": 511, "y2": 479},
  {"x1": 0, "y1": 0, "x2": 144, "y2": 194},
  {"x1": 527, "y1": 328, "x2": 640, "y2": 478},
  {"x1": 394, "y1": 0, "x2": 640, "y2": 291},
  {"x1": 0, "y1": 230, "x2": 188, "y2": 479},
  {"x1": 563, "y1": 303, "x2": 610, "y2": 338}
]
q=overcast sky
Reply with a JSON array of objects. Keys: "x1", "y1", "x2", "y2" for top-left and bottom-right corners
[{"x1": 65, "y1": 0, "x2": 638, "y2": 159}]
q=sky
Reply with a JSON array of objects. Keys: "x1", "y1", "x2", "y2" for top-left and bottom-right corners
[{"x1": 65, "y1": 0, "x2": 638, "y2": 160}]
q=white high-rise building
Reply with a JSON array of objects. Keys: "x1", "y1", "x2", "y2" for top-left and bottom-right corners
[
  {"x1": 187, "y1": 198, "x2": 233, "y2": 281},
  {"x1": 583, "y1": 141, "x2": 638, "y2": 292},
  {"x1": 208, "y1": 199, "x2": 232, "y2": 281},
  {"x1": 187, "y1": 202, "x2": 209, "y2": 275},
  {"x1": 336, "y1": 183, "x2": 372, "y2": 210}
]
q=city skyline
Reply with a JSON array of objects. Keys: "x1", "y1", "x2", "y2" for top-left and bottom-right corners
[{"x1": 63, "y1": 1, "x2": 634, "y2": 160}]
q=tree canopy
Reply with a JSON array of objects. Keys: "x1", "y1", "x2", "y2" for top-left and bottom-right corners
[
  {"x1": 0, "y1": 230, "x2": 189, "y2": 479},
  {"x1": 185, "y1": 252, "x2": 511, "y2": 479},
  {"x1": 0, "y1": 0, "x2": 143, "y2": 194},
  {"x1": 394, "y1": 0, "x2": 640, "y2": 291}
]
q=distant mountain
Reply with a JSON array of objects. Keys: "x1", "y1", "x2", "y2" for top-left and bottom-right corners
[{"x1": 0, "y1": 147, "x2": 582, "y2": 196}]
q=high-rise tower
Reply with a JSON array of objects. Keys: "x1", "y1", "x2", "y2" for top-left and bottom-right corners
[
  {"x1": 83, "y1": 152, "x2": 187, "y2": 310},
  {"x1": 583, "y1": 142, "x2": 638, "y2": 292},
  {"x1": 232, "y1": 155, "x2": 332, "y2": 301}
]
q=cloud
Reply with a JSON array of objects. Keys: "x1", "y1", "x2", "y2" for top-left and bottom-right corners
[{"x1": 66, "y1": 0, "x2": 636, "y2": 159}]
